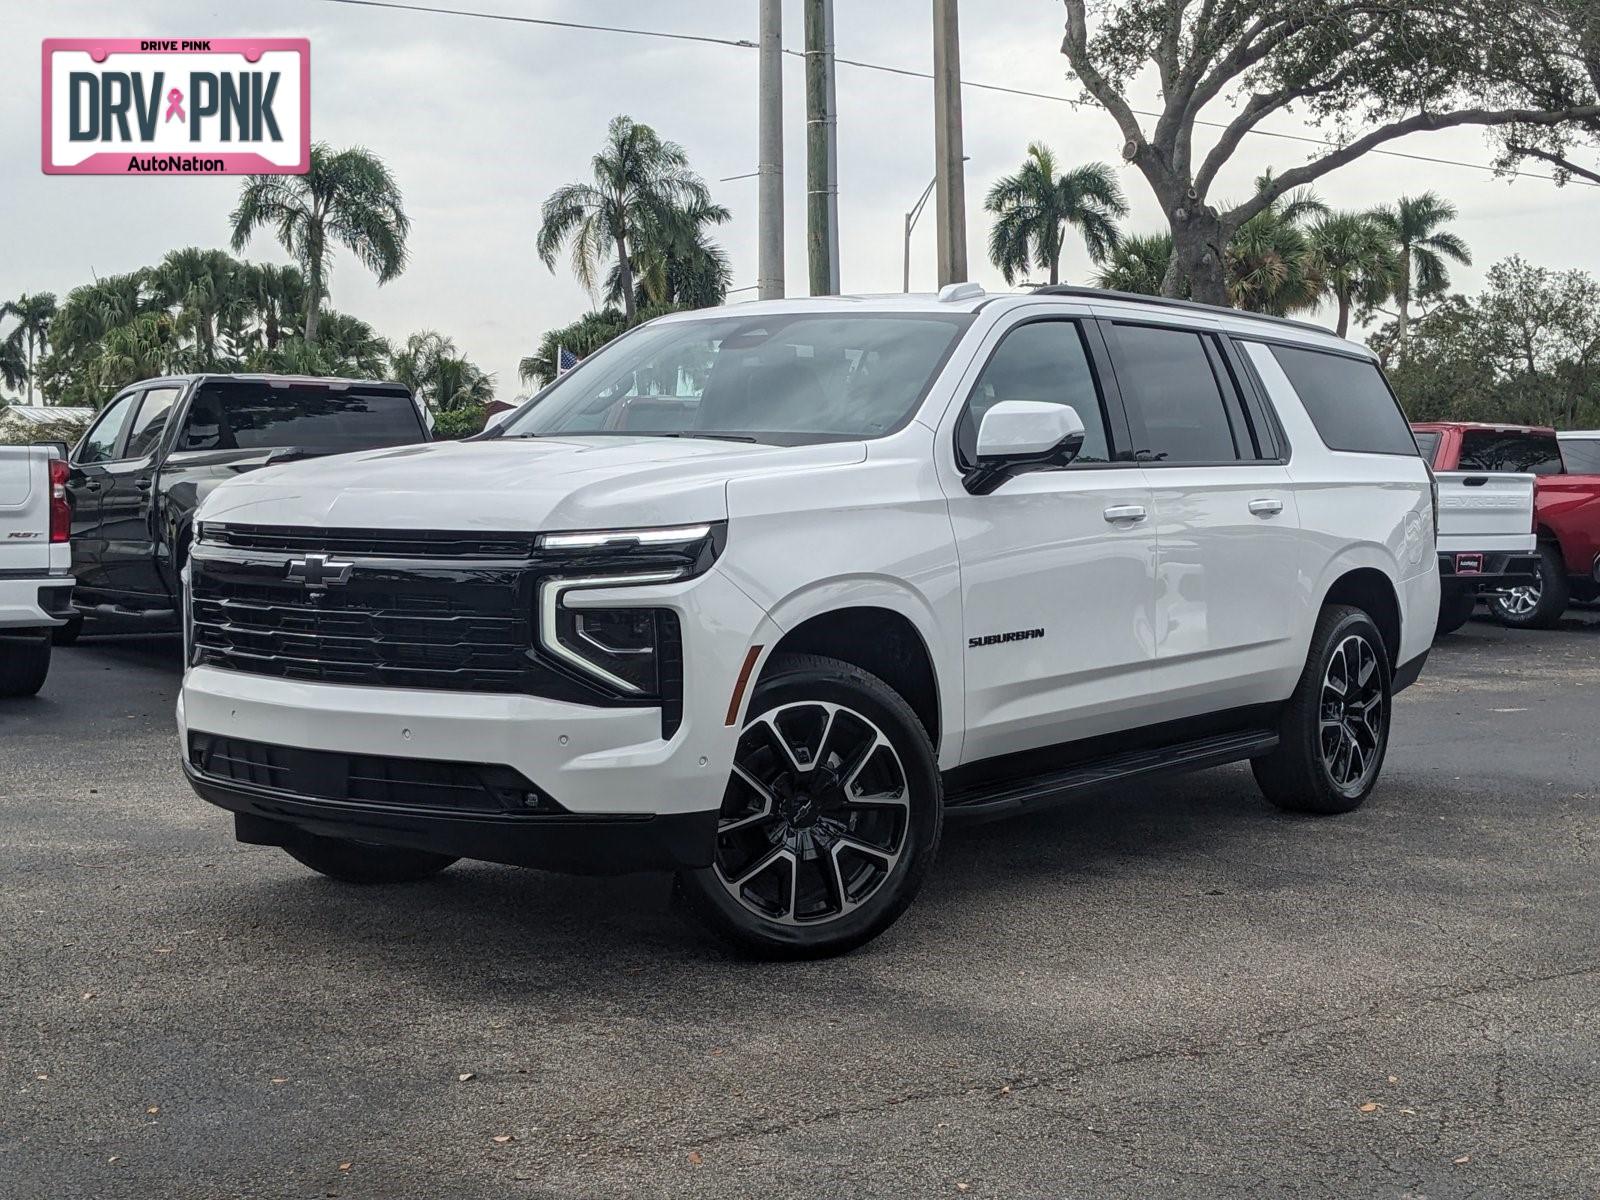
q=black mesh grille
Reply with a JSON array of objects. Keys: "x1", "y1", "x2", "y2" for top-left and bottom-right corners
[{"x1": 188, "y1": 733, "x2": 562, "y2": 814}]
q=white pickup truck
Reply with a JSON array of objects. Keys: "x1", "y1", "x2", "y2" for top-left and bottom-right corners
[
  {"x1": 1430, "y1": 468, "x2": 1538, "y2": 636},
  {"x1": 0, "y1": 444, "x2": 75, "y2": 696}
]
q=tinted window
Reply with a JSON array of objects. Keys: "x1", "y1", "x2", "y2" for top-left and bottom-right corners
[
  {"x1": 504, "y1": 313, "x2": 970, "y2": 445},
  {"x1": 177, "y1": 383, "x2": 426, "y2": 453},
  {"x1": 1113, "y1": 324, "x2": 1239, "y2": 463},
  {"x1": 76, "y1": 393, "x2": 137, "y2": 465},
  {"x1": 1412, "y1": 430, "x2": 1441, "y2": 465},
  {"x1": 1560, "y1": 436, "x2": 1600, "y2": 475},
  {"x1": 957, "y1": 321, "x2": 1110, "y2": 466},
  {"x1": 1269, "y1": 345, "x2": 1416, "y2": 455},
  {"x1": 123, "y1": 387, "x2": 181, "y2": 460},
  {"x1": 1459, "y1": 430, "x2": 1563, "y2": 475}
]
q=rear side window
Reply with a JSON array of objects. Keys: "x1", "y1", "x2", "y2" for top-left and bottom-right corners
[
  {"x1": 1412, "y1": 430, "x2": 1441, "y2": 465},
  {"x1": 1459, "y1": 430, "x2": 1563, "y2": 475},
  {"x1": 1560, "y1": 436, "x2": 1600, "y2": 475},
  {"x1": 1268, "y1": 345, "x2": 1416, "y2": 456},
  {"x1": 124, "y1": 386, "x2": 181, "y2": 460},
  {"x1": 1111, "y1": 324, "x2": 1240, "y2": 463},
  {"x1": 177, "y1": 382, "x2": 427, "y2": 453}
]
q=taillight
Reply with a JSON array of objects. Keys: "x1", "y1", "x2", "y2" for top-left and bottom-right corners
[
  {"x1": 1425, "y1": 463, "x2": 1439, "y2": 539},
  {"x1": 48, "y1": 457, "x2": 70, "y2": 543}
]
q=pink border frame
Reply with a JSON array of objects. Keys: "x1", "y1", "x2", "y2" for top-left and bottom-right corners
[{"x1": 41, "y1": 38, "x2": 310, "y2": 175}]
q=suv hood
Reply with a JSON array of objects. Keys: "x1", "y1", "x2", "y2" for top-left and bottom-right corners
[{"x1": 196, "y1": 435, "x2": 867, "y2": 531}]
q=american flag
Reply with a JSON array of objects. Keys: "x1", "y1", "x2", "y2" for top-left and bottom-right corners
[{"x1": 556, "y1": 345, "x2": 582, "y2": 377}]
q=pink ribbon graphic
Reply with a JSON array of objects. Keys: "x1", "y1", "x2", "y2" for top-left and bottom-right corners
[{"x1": 164, "y1": 88, "x2": 185, "y2": 123}]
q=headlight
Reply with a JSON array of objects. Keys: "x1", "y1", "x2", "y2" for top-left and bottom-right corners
[{"x1": 534, "y1": 522, "x2": 723, "y2": 699}]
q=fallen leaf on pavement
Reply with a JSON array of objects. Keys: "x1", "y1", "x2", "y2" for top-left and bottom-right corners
[
  {"x1": 458, "y1": 1073, "x2": 475, "y2": 1082},
  {"x1": 1359, "y1": 1103, "x2": 1380, "y2": 1113},
  {"x1": 492, "y1": 1135, "x2": 514, "y2": 1145},
  {"x1": 956, "y1": 1184, "x2": 972, "y2": 1193},
  {"x1": 338, "y1": 1163, "x2": 351, "y2": 1172},
  {"x1": 146, "y1": 1106, "x2": 160, "y2": 1115},
  {"x1": 271, "y1": 1078, "x2": 288, "y2": 1085},
  {"x1": 1454, "y1": 1155, "x2": 1471, "y2": 1165},
  {"x1": 687, "y1": 1151, "x2": 704, "y2": 1166}
]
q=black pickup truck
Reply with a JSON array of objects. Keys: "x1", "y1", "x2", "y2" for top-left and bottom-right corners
[{"x1": 59, "y1": 374, "x2": 430, "y2": 641}]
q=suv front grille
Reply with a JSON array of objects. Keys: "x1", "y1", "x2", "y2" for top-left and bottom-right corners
[
  {"x1": 202, "y1": 523, "x2": 537, "y2": 560},
  {"x1": 188, "y1": 733, "x2": 562, "y2": 814},
  {"x1": 191, "y1": 566, "x2": 532, "y2": 693}
]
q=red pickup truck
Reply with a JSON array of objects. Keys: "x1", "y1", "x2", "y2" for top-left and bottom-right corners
[{"x1": 1413, "y1": 422, "x2": 1600, "y2": 628}]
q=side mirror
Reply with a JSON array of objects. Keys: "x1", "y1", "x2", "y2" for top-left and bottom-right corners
[{"x1": 964, "y1": 401, "x2": 1085, "y2": 495}]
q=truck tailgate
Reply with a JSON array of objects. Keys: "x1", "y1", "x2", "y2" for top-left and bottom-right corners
[
  {"x1": 0, "y1": 445, "x2": 51, "y2": 573},
  {"x1": 1435, "y1": 470, "x2": 1536, "y2": 554}
]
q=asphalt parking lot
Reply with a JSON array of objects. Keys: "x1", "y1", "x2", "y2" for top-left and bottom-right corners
[{"x1": 3, "y1": 609, "x2": 1598, "y2": 1199}]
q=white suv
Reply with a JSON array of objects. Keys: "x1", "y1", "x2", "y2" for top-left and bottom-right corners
[{"x1": 178, "y1": 287, "x2": 1438, "y2": 956}]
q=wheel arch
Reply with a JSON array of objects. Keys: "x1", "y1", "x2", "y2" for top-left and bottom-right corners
[
  {"x1": 1320, "y1": 566, "x2": 1403, "y2": 668},
  {"x1": 757, "y1": 581, "x2": 955, "y2": 763}
]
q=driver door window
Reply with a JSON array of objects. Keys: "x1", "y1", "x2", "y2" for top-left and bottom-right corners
[
  {"x1": 75, "y1": 393, "x2": 138, "y2": 465},
  {"x1": 956, "y1": 321, "x2": 1113, "y2": 467}
]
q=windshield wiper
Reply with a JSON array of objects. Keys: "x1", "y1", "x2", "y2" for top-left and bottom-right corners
[
  {"x1": 511, "y1": 431, "x2": 761, "y2": 444},
  {"x1": 649, "y1": 432, "x2": 760, "y2": 443}
]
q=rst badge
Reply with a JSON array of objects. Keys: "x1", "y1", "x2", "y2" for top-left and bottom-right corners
[{"x1": 42, "y1": 38, "x2": 309, "y2": 175}]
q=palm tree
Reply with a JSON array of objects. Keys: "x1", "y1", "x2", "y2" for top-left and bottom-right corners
[
  {"x1": 609, "y1": 194, "x2": 732, "y2": 310},
  {"x1": 237, "y1": 262, "x2": 305, "y2": 352},
  {"x1": 390, "y1": 330, "x2": 457, "y2": 399},
  {"x1": 229, "y1": 143, "x2": 409, "y2": 345},
  {"x1": 1306, "y1": 212, "x2": 1400, "y2": 338},
  {"x1": 984, "y1": 146, "x2": 1127, "y2": 286},
  {"x1": 309, "y1": 311, "x2": 391, "y2": 377},
  {"x1": 1092, "y1": 232, "x2": 1173, "y2": 295},
  {"x1": 0, "y1": 293, "x2": 57, "y2": 404},
  {"x1": 1226, "y1": 177, "x2": 1327, "y2": 316},
  {"x1": 1372, "y1": 192, "x2": 1471, "y2": 361},
  {"x1": 537, "y1": 115, "x2": 714, "y2": 322},
  {"x1": 0, "y1": 336, "x2": 26, "y2": 396},
  {"x1": 428, "y1": 354, "x2": 495, "y2": 412},
  {"x1": 150, "y1": 248, "x2": 245, "y2": 367}
]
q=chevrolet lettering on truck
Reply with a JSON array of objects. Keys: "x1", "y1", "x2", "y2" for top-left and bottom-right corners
[{"x1": 179, "y1": 286, "x2": 1438, "y2": 957}]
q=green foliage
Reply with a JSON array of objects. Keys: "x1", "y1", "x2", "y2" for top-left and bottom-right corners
[
  {"x1": 231, "y1": 144, "x2": 409, "y2": 343},
  {"x1": 1225, "y1": 175, "x2": 1328, "y2": 316},
  {"x1": 984, "y1": 146, "x2": 1127, "y2": 286},
  {"x1": 1305, "y1": 211, "x2": 1400, "y2": 337},
  {"x1": 1092, "y1": 232, "x2": 1174, "y2": 295},
  {"x1": 0, "y1": 292, "x2": 57, "y2": 403},
  {"x1": 520, "y1": 303, "x2": 682, "y2": 388},
  {"x1": 0, "y1": 412, "x2": 90, "y2": 448},
  {"x1": 1376, "y1": 257, "x2": 1600, "y2": 427},
  {"x1": 537, "y1": 115, "x2": 724, "y2": 320},
  {"x1": 431, "y1": 406, "x2": 488, "y2": 440}
]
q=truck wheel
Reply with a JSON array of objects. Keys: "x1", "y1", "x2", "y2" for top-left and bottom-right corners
[
  {"x1": 1488, "y1": 543, "x2": 1568, "y2": 630},
  {"x1": 0, "y1": 631, "x2": 52, "y2": 698},
  {"x1": 1435, "y1": 589, "x2": 1476, "y2": 637},
  {"x1": 52, "y1": 614, "x2": 84, "y2": 646},
  {"x1": 284, "y1": 835, "x2": 458, "y2": 884},
  {"x1": 676, "y1": 653, "x2": 943, "y2": 958},
  {"x1": 1253, "y1": 605, "x2": 1391, "y2": 816}
]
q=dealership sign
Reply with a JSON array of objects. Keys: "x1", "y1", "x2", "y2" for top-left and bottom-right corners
[{"x1": 42, "y1": 38, "x2": 309, "y2": 175}]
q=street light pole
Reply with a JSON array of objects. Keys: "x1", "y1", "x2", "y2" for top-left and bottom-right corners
[
  {"x1": 757, "y1": 0, "x2": 783, "y2": 300},
  {"x1": 932, "y1": 0, "x2": 968, "y2": 286},
  {"x1": 903, "y1": 176, "x2": 937, "y2": 292}
]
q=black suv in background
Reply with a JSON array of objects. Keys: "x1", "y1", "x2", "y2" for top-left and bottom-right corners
[{"x1": 59, "y1": 374, "x2": 430, "y2": 641}]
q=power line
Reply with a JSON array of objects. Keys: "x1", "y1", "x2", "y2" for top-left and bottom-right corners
[{"x1": 313, "y1": 0, "x2": 1595, "y2": 188}]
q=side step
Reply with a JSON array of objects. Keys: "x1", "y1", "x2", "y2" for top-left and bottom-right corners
[{"x1": 943, "y1": 728, "x2": 1278, "y2": 822}]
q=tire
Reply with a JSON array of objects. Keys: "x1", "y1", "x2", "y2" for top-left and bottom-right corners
[
  {"x1": 1434, "y1": 589, "x2": 1476, "y2": 637},
  {"x1": 0, "y1": 631, "x2": 52, "y2": 698},
  {"x1": 52, "y1": 614, "x2": 84, "y2": 646},
  {"x1": 675, "y1": 652, "x2": 943, "y2": 959},
  {"x1": 1489, "y1": 543, "x2": 1569, "y2": 630},
  {"x1": 1253, "y1": 605, "x2": 1391, "y2": 816},
  {"x1": 283, "y1": 835, "x2": 458, "y2": 884}
]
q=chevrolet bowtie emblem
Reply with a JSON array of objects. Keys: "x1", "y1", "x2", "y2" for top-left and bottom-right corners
[{"x1": 285, "y1": 553, "x2": 354, "y2": 588}]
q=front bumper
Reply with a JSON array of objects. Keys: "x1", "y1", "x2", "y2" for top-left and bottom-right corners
[
  {"x1": 187, "y1": 763, "x2": 717, "y2": 874},
  {"x1": 1436, "y1": 550, "x2": 1540, "y2": 591},
  {"x1": 0, "y1": 575, "x2": 74, "y2": 629}
]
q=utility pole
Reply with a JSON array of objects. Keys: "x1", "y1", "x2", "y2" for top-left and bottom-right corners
[
  {"x1": 804, "y1": 0, "x2": 839, "y2": 295},
  {"x1": 932, "y1": 0, "x2": 968, "y2": 286},
  {"x1": 757, "y1": 0, "x2": 784, "y2": 300}
]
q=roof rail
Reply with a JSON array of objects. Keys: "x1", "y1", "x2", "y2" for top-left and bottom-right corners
[{"x1": 1029, "y1": 284, "x2": 1334, "y2": 337}]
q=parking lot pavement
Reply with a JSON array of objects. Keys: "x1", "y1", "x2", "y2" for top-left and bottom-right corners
[{"x1": 2, "y1": 611, "x2": 1597, "y2": 1200}]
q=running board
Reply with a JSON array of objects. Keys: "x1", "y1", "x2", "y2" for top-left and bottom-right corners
[{"x1": 943, "y1": 728, "x2": 1278, "y2": 821}]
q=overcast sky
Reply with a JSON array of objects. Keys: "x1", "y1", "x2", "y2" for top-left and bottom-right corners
[{"x1": 5, "y1": 0, "x2": 1597, "y2": 400}]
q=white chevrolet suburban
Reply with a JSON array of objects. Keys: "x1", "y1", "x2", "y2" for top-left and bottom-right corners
[
  {"x1": 0, "y1": 444, "x2": 74, "y2": 696},
  {"x1": 178, "y1": 287, "x2": 1439, "y2": 956}
]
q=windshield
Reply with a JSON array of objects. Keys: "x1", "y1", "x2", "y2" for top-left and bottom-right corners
[{"x1": 503, "y1": 312, "x2": 972, "y2": 445}]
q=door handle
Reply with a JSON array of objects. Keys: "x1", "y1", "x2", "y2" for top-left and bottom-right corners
[
  {"x1": 83, "y1": 480, "x2": 102, "y2": 492},
  {"x1": 1103, "y1": 504, "x2": 1147, "y2": 523},
  {"x1": 135, "y1": 478, "x2": 153, "y2": 491},
  {"x1": 1248, "y1": 498, "x2": 1284, "y2": 517}
]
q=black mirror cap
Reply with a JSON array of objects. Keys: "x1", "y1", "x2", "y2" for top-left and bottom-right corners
[{"x1": 963, "y1": 429, "x2": 1086, "y2": 496}]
